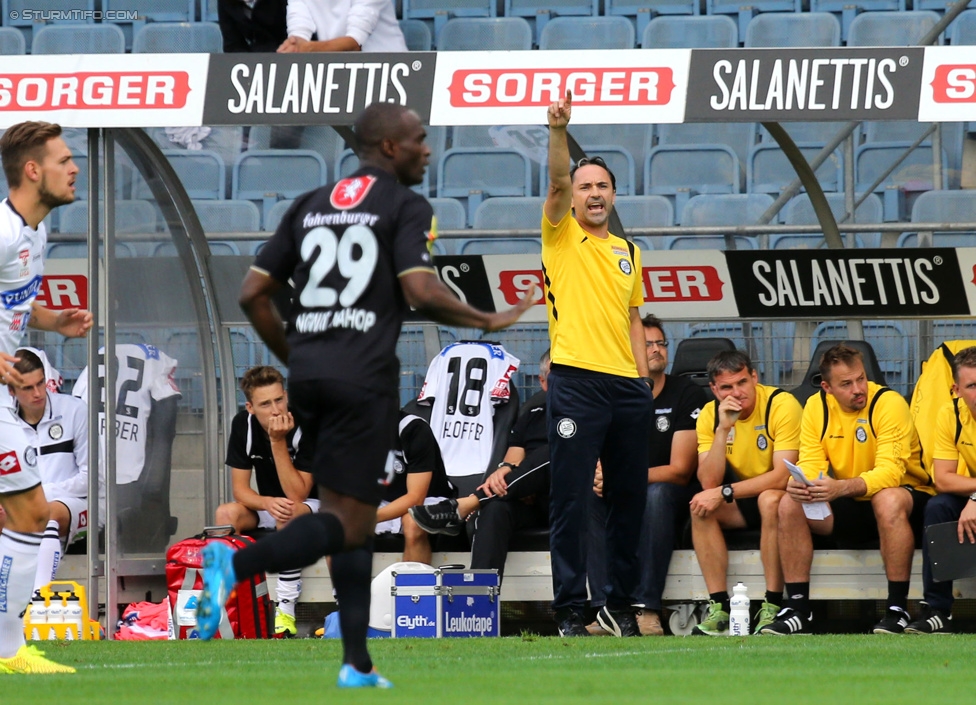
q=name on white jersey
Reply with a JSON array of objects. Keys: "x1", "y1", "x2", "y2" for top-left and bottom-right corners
[
  {"x1": 100, "y1": 415, "x2": 141, "y2": 441},
  {"x1": 441, "y1": 420, "x2": 485, "y2": 441},
  {"x1": 295, "y1": 307, "x2": 377, "y2": 334}
]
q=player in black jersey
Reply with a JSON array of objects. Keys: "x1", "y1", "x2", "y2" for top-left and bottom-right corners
[{"x1": 196, "y1": 102, "x2": 536, "y2": 688}]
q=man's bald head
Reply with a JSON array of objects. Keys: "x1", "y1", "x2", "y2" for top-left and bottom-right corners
[{"x1": 354, "y1": 103, "x2": 414, "y2": 156}]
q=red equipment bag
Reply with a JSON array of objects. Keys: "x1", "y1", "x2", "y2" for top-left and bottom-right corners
[{"x1": 166, "y1": 526, "x2": 273, "y2": 639}]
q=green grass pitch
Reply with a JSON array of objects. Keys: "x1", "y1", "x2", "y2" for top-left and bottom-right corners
[{"x1": 5, "y1": 635, "x2": 976, "y2": 704}]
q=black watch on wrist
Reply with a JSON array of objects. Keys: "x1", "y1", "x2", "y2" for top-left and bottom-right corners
[
  {"x1": 721, "y1": 484, "x2": 735, "y2": 503},
  {"x1": 497, "y1": 461, "x2": 516, "y2": 471},
  {"x1": 641, "y1": 376, "x2": 654, "y2": 391}
]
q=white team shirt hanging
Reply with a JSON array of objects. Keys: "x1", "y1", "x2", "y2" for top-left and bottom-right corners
[{"x1": 417, "y1": 342, "x2": 519, "y2": 479}]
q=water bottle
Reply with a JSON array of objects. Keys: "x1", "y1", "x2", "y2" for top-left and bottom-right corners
[
  {"x1": 47, "y1": 593, "x2": 65, "y2": 625},
  {"x1": 729, "y1": 582, "x2": 751, "y2": 637},
  {"x1": 65, "y1": 594, "x2": 84, "y2": 640},
  {"x1": 30, "y1": 590, "x2": 48, "y2": 624}
]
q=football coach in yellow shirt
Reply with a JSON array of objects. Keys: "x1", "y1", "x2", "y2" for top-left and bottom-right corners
[{"x1": 542, "y1": 90, "x2": 653, "y2": 638}]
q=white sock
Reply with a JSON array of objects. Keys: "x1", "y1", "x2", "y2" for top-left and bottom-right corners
[
  {"x1": 276, "y1": 569, "x2": 302, "y2": 618},
  {"x1": 33, "y1": 520, "x2": 62, "y2": 592},
  {"x1": 0, "y1": 528, "x2": 41, "y2": 657}
]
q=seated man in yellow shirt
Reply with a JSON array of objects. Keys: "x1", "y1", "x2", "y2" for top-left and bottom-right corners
[
  {"x1": 691, "y1": 350, "x2": 802, "y2": 635},
  {"x1": 907, "y1": 345, "x2": 976, "y2": 634},
  {"x1": 764, "y1": 344, "x2": 933, "y2": 635}
]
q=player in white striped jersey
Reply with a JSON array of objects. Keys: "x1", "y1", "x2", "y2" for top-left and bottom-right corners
[{"x1": 0, "y1": 121, "x2": 92, "y2": 675}]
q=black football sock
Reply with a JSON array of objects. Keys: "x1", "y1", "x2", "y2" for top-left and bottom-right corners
[
  {"x1": 887, "y1": 580, "x2": 910, "y2": 611},
  {"x1": 332, "y1": 540, "x2": 375, "y2": 674},
  {"x1": 710, "y1": 591, "x2": 730, "y2": 613},
  {"x1": 233, "y1": 512, "x2": 346, "y2": 578},
  {"x1": 766, "y1": 590, "x2": 782, "y2": 607},
  {"x1": 785, "y1": 582, "x2": 811, "y2": 617}
]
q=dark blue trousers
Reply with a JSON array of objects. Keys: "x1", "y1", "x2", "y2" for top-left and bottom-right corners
[
  {"x1": 922, "y1": 493, "x2": 969, "y2": 613},
  {"x1": 547, "y1": 365, "x2": 653, "y2": 613}
]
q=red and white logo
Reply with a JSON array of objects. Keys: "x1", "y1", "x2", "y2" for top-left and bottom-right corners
[
  {"x1": 448, "y1": 67, "x2": 676, "y2": 108},
  {"x1": 497, "y1": 270, "x2": 545, "y2": 306},
  {"x1": 931, "y1": 65, "x2": 976, "y2": 103},
  {"x1": 642, "y1": 266, "x2": 726, "y2": 303},
  {"x1": 490, "y1": 364, "x2": 517, "y2": 399},
  {"x1": 330, "y1": 175, "x2": 378, "y2": 210},
  {"x1": 77, "y1": 510, "x2": 88, "y2": 529},
  {"x1": 9, "y1": 311, "x2": 26, "y2": 332},
  {"x1": 34, "y1": 275, "x2": 87, "y2": 311},
  {"x1": 17, "y1": 249, "x2": 29, "y2": 267},
  {"x1": 0, "y1": 72, "x2": 192, "y2": 111},
  {"x1": 0, "y1": 450, "x2": 22, "y2": 475}
]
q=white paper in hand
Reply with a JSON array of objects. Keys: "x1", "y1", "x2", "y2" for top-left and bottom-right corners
[{"x1": 785, "y1": 460, "x2": 832, "y2": 521}]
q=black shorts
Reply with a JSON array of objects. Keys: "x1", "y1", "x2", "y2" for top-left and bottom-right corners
[
  {"x1": 830, "y1": 487, "x2": 931, "y2": 546},
  {"x1": 288, "y1": 377, "x2": 398, "y2": 506},
  {"x1": 735, "y1": 495, "x2": 762, "y2": 530}
]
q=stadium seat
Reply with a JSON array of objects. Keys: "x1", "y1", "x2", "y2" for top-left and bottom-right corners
[
  {"x1": 246, "y1": 125, "x2": 343, "y2": 162},
  {"x1": 645, "y1": 145, "x2": 741, "y2": 220},
  {"x1": 670, "y1": 337, "x2": 736, "y2": 398},
  {"x1": 613, "y1": 195, "x2": 675, "y2": 230},
  {"x1": 132, "y1": 22, "x2": 223, "y2": 53},
  {"x1": 897, "y1": 190, "x2": 976, "y2": 248},
  {"x1": 263, "y1": 199, "x2": 293, "y2": 233},
  {"x1": 399, "y1": 19, "x2": 432, "y2": 51},
  {"x1": 687, "y1": 322, "x2": 772, "y2": 377},
  {"x1": 437, "y1": 148, "x2": 533, "y2": 226},
  {"x1": 58, "y1": 200, "x2": 157, "y2": 235},
  {"x1": 458, "y1": 237, "x2": 542, "y2": 256},
  {"x1": 192, "y1": 199, "x2": 262, "y2": 233},
  {"x1": 847, "y1": 10, "x2": 943, "y2": 46},
  {"x1": 664, "y1": 234, "x2": 758, "y2": 250},
  {"x1": 437, "y1": 17, "x2": 533, "y2": 50},
  {"x1": 4, "y1": 0, "x2": 93, "y2": 49},
  {"x1": 790, "y1": 338, "x2": 888, "y2": 405},
  {"x1": 951, "y1": 9, "x2": 976, "y2": 44},
  {"x1": 810, "y1": 0, "x2": 905, "y2": 42},
  {"x1": 655, "y1": 122, "x2": 756, "y2": 176},
  {"x1": 705, "y1": 0, "x2": 801, "y2": 41},
  {"x1": 542, "y1": 147, "x2": 636, "y2": 196},
  {"x1": 133, "y1": 150, "x2": 225, "y2": 200},
  {"x1": 505, "y1": 0, "x2": 599, "y2": 45},
  {"x1": 146, "y1": 126, "x2": 245, "y2": 179},
  {"x1": 679, "y1": 193, "x2": 775, "y2": 228},
  {"x1": 472, "y1": 197, "x2": 546, "y2": 231},
  {"x1": 102, "y1": 0, "x2": 196, "y2": 50},
  {"x1": 810, "y1": 321, "x2": 912, "y2": 396},
  {"x1": 863, "y1": 121, "x2": 934, "y2": 144},
  {"x1": 203, "y1": 0, "x2": 218, "y2": 22},
  {"x1": 539, "y1": 16, "x2": 636, "y2": 50},
  {"x1": 0, "y1": 27, "x2": 26, "y2": 54},
  {"x1": 47, "y1": 241, "x2": 137, "y2": 259},
  {"x1": 402, "y1": 0, "x2": 495, "y2": 38},
  {"x1": 780, "y1": 192, "x2": 883, "y2": 248},
  {"x1": 759, "y1": 122, "x2": 856, "y2": 147},
  {"x1": 854, "y1": 143, "x2": 947, "y2": 221},
  {"x1": 744, "y1": 12, "x2": 841, "y2": 47},
  {"x1": 613, "y1": 0, "x2": 699, "y2": 41},
  {"x1": 430, "y1": 198, "x2": 468, "y2": 231},
  {"x1": 769, "y1": 233, "x2": 869, "y2": 250},
  {"x1": 747, "y1": 143, "x2": 842, "y2": 198},
  {"x1": 153, "y1": 240, "x2": 241, "y2": 257},
  {"x1": 31, "y1": 24, "x2": 125, "y2": 54},
  {"x1": 641, "y1": 15, "x2": 737, "y2": 48},
  {"x1": 232, "y1": 150, "x2": 328, "y2": 227}
]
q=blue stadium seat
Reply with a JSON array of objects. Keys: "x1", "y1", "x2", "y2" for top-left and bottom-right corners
[
  {"x1": 103, "y1": 0, "x2": 196, "y2": 50},
  {"x1": 687, "y1": 321, "x2": 771, "y2": 377},
  {"x1": 334, "y1": 148, "x2": 430, "y2": 197},
  {"x1": 203, "y1": 0, "x2": 218, "y2": 22},
  {"x1": 430, "y1": 198, "x2": 468, "y2": 230},
  {"x1": 897, "y1": 231, "x2": 976, "y2": 249},
  {"x1": 747, "y1": 143, "x2": 842, "y2": 198},
  {"x1": 769, "y1": 233, "x2": 869, "y2": 250},
  {"x1": 505, "y1": 0, "x2": 599, "y2": 45},
  {"x1": 645, "y1": 145, "x2": 741, "y2": 220},
  {"x1": 567, "y1": 125, "x2": 649, "y2": 193},
  {"x1": 810, "y1": 0, "x2": 905, "y2": 42},
  {"x1": 932, "y1": 320, "x2": 976, "y2": 343},
  {"x1": 263, "y1": 199, "x2": 293, "y2": 233},
  {"x1": 399, "y1": 19, "x2": 432, "y2": 51},
  {"x1": 165, "y1": 329, "x2": 205, "y2": 411},
  {"x1": 951, "y1": 9, "x2": 976, "y2": 44},
  {"x1": 459, "y1": 237, "x2": 542, "y2": 256},
  {"x1": 781, "y1": 192, "x2": 883, "y2": 247},
  {"x1": 896, "y1": 190, "x2": 976, "y2": 248},
  {"x1": 642, "y1": 15, "x2": 737, "y2": 48},
  {"x1": 58, "y1": 200, "x2": 157, "y2": 235},
  {"x1": 847, "y1": 10, "x2": 943, "y2": 46},
  {"x1": 744, "y1": 12, "x2": 841, "y2": 47},
  {"x1": 192, "y1": 199, "x2": 262, "y2": 233},
  {"x1": 613, "y1": 0, "x2": 699, "y2": 41},
  {"x1": 146, "y1": 126, "x2": 245, "y2": 177},
  {"x1": 759, "y1": 122, "x2": 856, "y2": 146},
  {"x1": 655, "y1": 122, "x2": 756, "y2": 176},
  {"x1": 232, "y1": 150, "x2": 327, "y2": 227},
  {"x1": 47, "y1": 241, "x2": 137, "y2": 258},
  {"x1": 854, "y1": 142, "x2": 947, "y2": 221},
  {"x1": 0, "y1": 27, "x2": 26, "y2": 54},
  {"x1": 402, "y1": 0, "x2": 495, "y2": 38},
  {"x1": 482, "y1": 325, "x2": 550, "y2": 394},
  {"x1": 664, "y1": 234, "x2": 758, "y2": 250},
  {"x1": 437, "y1": 17, "x2": 533, "y2": 50},
  {"x1": 705, "y1": 0, "x2": 801, "y2": 41},
  {"x1": 541, "y1": 147, "x2": 636, "y2": 196},
  {"x1": 539, "y1": 16, "x2": 636, "y2": 50},
  {"x1": 613, "y1": 195, "x2": 675, "y2": 230},
  {"x1": 679, "y1": 193, "x2": 775, "y2": 228},
  {"x1": 132, "y1": 22, "x2": 223, "y2": 53},
  {"x1": 134, "y1": 150, "x2": 225, "y2": 200},
  {"x1": 472, "y1": 197, "x2": 546, "y2": 231},
  {"x1": 811, "y1": 321, "x2": 913, "y2": 395},
  {"x1": 438, "y1": 148, "x2": 533, "y2": 226},
  {"x1": 4, "y1": 0, "x2": 93, "y2": 49},
  {"x1": 863, "y1": 121, "x2": 934, "y2": 144},
  {"x1": 31, "y1": 24, "x2": 125, "y2": 54},
  {"x1": 153, "y1": 240, "x2": 241, "y2": 257}
]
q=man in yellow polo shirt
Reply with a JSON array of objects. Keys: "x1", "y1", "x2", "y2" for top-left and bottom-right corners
[
  {"x1": 543, "y1": 90, "x2": 653, "y2": 638},
  {"x1": 906, "y1": 345, "x2": 976, "y2": 634},
  {"x1": 692, "y1": 350, "x2": 801, "y2": 635},
  {"x1": 764, "y1": 344, "x2": 933, "y2": 635}
]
